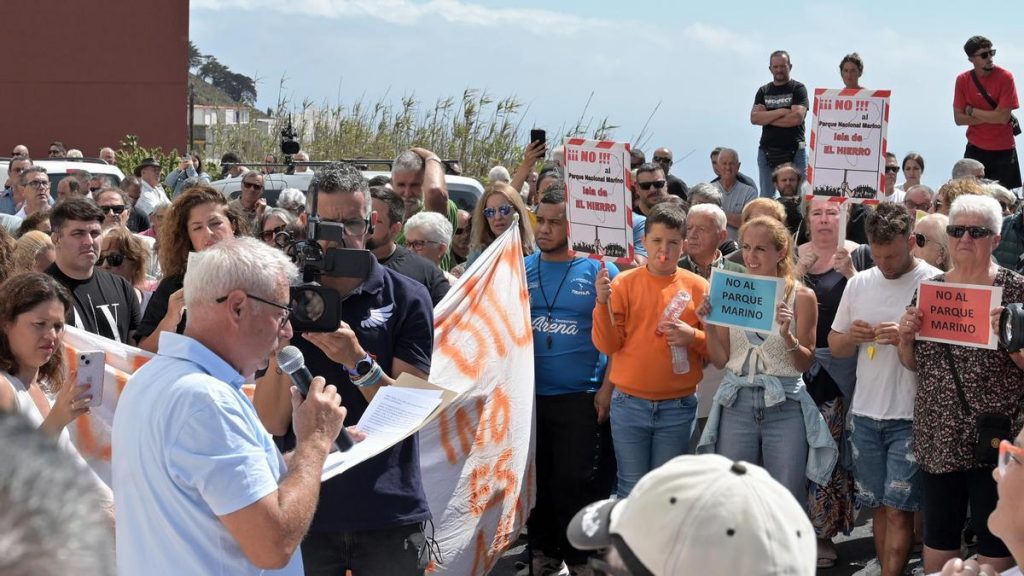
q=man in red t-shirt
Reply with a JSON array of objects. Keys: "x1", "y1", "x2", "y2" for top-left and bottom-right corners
[{"x1": 953, "y1": 35, "x2": 1021, "y2": 189}]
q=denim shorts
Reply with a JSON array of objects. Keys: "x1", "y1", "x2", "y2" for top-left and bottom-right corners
[{"x1": 849, "y1": 415, "x2": 921, "y2": 511}]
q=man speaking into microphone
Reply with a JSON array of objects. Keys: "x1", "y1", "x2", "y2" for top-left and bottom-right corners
[{"x1": 112, "y1": 237, "x2": 347, "y2": 575}]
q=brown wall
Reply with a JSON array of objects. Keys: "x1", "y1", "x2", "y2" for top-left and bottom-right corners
[{"x1": 0, "y1": 0, "x2": 188, "y2": 158}]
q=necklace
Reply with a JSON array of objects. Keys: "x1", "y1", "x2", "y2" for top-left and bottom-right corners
[{"x1": 537, "y1": 258, "x2": 577, "y2": 350}]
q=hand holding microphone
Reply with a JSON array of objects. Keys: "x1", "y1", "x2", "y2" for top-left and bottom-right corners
[{"x1": 279, "y1": 346, "x2": 355, "y2": 452}]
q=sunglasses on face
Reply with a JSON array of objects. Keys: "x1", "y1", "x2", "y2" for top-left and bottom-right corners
[
  {"x1": 97, "y1": 252, "x2": 129, "y2": 267},
  {"x1": 242, "y1": 181, "x2": 264, "y2": 190},
  {"x1": 407, "y1": 239, "x2": 441, "y2": 250},
  {"x1": 261, "y1": 225, "x2": 287, "y2": 242},
  {"x1": 483, "y1": 204, "x2": 514, "y2": 219},
  {"x1": 637, "y1": 180, "x2": 667, "y2": 191},
  {"x1": 100, "y1": 205, "x2": 126, "y2": 215},
  {"x1": 884, "y1": 166, "x2": 900, "y2": 173},
  {"x1": 652, "y1": 156, "x2": 672, "y2": 164},
  {"x1": 975, "y1": 49, "x2": 996, "y2": 60},
  {"x1": 946, "y1": 224, "x2": 995, "y2": 239},
  {"x1": 913, "y1": 233, "x2": 932, "y2": 248}
]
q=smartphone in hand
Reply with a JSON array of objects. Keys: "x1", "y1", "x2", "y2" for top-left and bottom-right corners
[
  {"x1": 530, "y1": 129, "x2": 546, "y2": 147},
  {"x1": 76, "y1": 351, "x2": 105, "y2": 406}
]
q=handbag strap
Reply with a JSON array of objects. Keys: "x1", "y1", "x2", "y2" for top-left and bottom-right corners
[
  {"x1": 941, "y1": 343, "x2": 973, "y2": 416},
  {"x1": 970, "y1": 70, "x2": 999, "y2": 110}
]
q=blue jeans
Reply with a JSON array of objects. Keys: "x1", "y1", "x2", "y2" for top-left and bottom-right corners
[
  {"x1": 757, "y1": 146, "x2": 808, "y2": 198},
  {"x1": 610, "y1": 389, "x2": 697, "y2": 497},
  {"x1": 849, "y1": 415, "x2": 921, "y2": 511},
  {"x1": 714, "y1": 386, "x2": 809, "y2": 503}
]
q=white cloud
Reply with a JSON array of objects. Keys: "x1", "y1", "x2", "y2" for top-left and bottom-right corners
[
  {"x1": 193, "y1": 0, "x2": 615, "y2": 35},
  {"x1": 681, "y1": 22, "x2": 760, "y2": 57}
]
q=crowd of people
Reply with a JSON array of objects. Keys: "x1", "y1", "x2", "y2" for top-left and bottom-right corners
[{"x1": 1, "y1": 34, "x2": 1023, "y2": 576}]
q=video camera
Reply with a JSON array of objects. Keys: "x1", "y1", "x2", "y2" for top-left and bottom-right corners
[{"x1": 278, "y1": 124, "x2": 374, "y2": 333}]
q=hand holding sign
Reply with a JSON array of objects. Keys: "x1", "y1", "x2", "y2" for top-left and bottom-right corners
[
  {"x1": 916, "y1": 281, "x2": 1003, "y2": 349},
  {"x1": 595, "y1": 265, "x2": 611, "y2": 305},
  {"x1": 898, "y1": 307, "x2": 923, "y2": 345},
  {"x1": 705, "y1": 269, "x2": 784, "y2": 334},
  {"x1": 776, "y1": 301, "x2": 794, "y2": 341}
]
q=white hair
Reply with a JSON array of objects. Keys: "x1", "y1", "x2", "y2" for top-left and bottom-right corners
[
  {"x1": 949, "y1": 194, "x2": 1002, "y2": 233},
  {"x1": 183, "y1": 237, "x2": 298, "y2": 310},
  {"x1": 66, "y1": 149, "x2": 83, "y2": 158},
  {"x1": 488, "y1": 165, "x2": 511, "y2": 183},
  {"x1": 983, "y1": 182, "x2": 1017, "y2": 208},
  {"x1": 404, "y1": 210, "x2": 452, "y2": 245},
  {"x1": 277, "y1": 188, "x2": 306, "y2": 215},
  {"x1": 687, "y1": 203, "x2": 727, "y2": 231},
  {"x1": 951, "y1": 158, "x2": 984, "y2": 180}
]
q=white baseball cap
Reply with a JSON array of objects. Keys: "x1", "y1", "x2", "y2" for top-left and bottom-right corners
[{"x1": 566, "y1": 454, "x2": 816, "y2": 576}]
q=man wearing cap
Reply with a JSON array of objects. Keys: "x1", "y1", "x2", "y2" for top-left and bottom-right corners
[
  {"x1": 133, "y1": 157, "x2": 171, "y2": 216},
  {"x1": 954, "y1": 35, "x2": 1021, "y2": 190},
  {"x1": 651, "y1": 148, "x2": 688, "y2": 201},
  {"x1": 566, "y1": 454, "x2": 816, "y2": 576}
]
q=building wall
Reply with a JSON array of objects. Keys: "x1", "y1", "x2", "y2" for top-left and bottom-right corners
[{"x1": 0, "y1": 0, "x2": 188, "y2": 157}]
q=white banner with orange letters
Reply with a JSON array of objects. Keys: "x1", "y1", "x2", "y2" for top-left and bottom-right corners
[{"x1": 419, "y1": 222, "x2": 536, "y2": 575}]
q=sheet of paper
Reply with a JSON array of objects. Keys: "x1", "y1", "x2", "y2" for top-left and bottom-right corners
[{"x1": 320, "y1": 386, "x2": 443, "y2": 481}]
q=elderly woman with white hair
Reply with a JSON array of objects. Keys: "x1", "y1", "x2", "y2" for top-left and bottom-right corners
[
  {"x1": 983, "y1": 182, "x2": 1019, "y2": 217},
  {"x1": 276, "y1": 188, "x2": 306, "y2": 221},
  {"x1": 404, "y1": 211, "x2": 456, "y2": 284},
  {"x1": 912, "y1": 213, "x2": 951, "y2": 271},
  {"x1": 898, "y1": 194, "x2": 1024, "y2": 574}
]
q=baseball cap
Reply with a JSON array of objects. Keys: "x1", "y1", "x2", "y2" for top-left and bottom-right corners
[{"x1": 566, "y1": 454, "x2": 815, "y2": 576}]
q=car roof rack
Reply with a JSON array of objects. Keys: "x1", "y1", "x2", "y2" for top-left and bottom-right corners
[{"x1": 235, "y1": 158, "x2": 463, "y2": 176}]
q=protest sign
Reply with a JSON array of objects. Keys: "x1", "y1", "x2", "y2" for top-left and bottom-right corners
[
  {"x1": 807, "y1": 88, "x2": 891, "y2": 200},
  {"x1": 419, "y1": 222, "x2": 536, "y2": 575},
  {"x1": 563, "y1": 138, "x2": 634, "y2": 265},
  {"x1": 917, "y1": 280, "x2": 1002, "y2": 349},
  {"x1": 705, "y1": 268, "x2": 785, "y2": 334}
]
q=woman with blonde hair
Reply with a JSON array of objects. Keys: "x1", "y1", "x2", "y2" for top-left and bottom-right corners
[
  {"x1": 456, "y1": 182, "x2": 535, "y2": 275},
  {"x1": 13, "y1": 230, "x2": 54, "y2": 274},
  {"x1": 699, "y1": 216, "x2": 835, "y2": 507}
]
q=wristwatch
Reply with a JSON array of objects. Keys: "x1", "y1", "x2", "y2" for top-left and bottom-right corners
[{"x1": 347, "y1": 353, "x2": 375, "y2": 378}]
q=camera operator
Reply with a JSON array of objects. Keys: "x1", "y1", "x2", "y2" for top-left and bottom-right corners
[{"x1": 254, "y1": 162, "x2": 434, "y2": 575}]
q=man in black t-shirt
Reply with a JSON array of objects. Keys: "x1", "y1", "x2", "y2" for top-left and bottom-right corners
[
  {"x1": 367, "y1": 185, "x2": 450, "y2": 305},
  {"x1": 46, "y1": 198, "x2": 139, "y2": 343},
  {"x1": 750, "y1": 50, "x2": 809, "y2": 199}
]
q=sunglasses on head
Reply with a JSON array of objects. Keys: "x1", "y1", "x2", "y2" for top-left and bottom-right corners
[
  {"x1": 97, "y1": 253, "x2": 128, "y2": 267},
  {"x1": 884, "y1": 166, "x2": 900, "y2": 173},
  {"x1": 975, "y1": 49, "x2": 996, "y2": 59},
  {"x1": 637, "y1": 180, "x2": 667, "y2": 191},
  {"x1": 946, "y1": 224, "x2": 995, "y2": 239},
  {"x1": 100, "y1": 205, "x2": 126, "y2": 215},
  {"x1": 483, "y1": 204, "x2": 514, "y2": 219}
]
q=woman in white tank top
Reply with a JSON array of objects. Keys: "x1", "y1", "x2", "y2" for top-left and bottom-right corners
[{"x1": 697, "y1": 216, "x2": 837, "y2": 505}]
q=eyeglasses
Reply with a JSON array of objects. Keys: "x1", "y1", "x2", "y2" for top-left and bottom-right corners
[
  {"x1": 884, "y1": 166, "x2": 900, "y2": 173},
  {"x1": 905, "y1": 200, "x2": 932, "y2": 212},
  {"x1": 999, "y1": 439, "x2": 1023, "y2": 478},
  {"x1": 407, "y1": 239, "x2": 441, "y2": 250},
  {"x1": 97, "y1": 252, "x2": 130, "y2": 267},
  {"x1": 242, "y1": 181, "x2": 264, "y2": 191},
  {"x1": 946, "y1": 224, "x2": 995, "y2": 239},
  {"x1": 483, "y1": 204, "x2": 514, "y2": 219},
  {"x1": 27, "y1": 180, "x2": 50, "y2": 189},
  {"x1": 637, "y1": 180, "x2": 667, "y2": 191},
  {"x1": 261, "y1": 225, "x2": 286, "y2": 242},
  {"x1": 652, "y1": 156, "x2": 672, "y2": 164},
  {"x1": 975, "y1": 49, "x2": 996, "y2": 60},
  {"x1": 216, "y1": 293, "x2": 292, "y2": 330},
  {"x1": 100, "y1": 205, "x2": 126, "y2": 215}
]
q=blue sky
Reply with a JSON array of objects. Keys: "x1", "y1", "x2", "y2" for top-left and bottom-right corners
[{"x1": 191, "y1": 0, "x2": 1024, "y2": 188}]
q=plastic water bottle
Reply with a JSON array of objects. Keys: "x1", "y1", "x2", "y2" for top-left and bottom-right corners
[{"x1": 658, "y1": 290, "x2": 691, "y2": 374}]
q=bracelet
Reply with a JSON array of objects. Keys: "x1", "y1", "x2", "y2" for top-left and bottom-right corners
[{"x1": 784, "y1": 340, "x2": 801, "y2": 352}]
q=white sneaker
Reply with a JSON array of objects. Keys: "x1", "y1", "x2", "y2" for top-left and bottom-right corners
[
  {"x1": 852, "y1": 557, "x2": 882, "y2": 576},
  {"x1": 532, "y1": 551, "x2": 570, "y2": 576}
]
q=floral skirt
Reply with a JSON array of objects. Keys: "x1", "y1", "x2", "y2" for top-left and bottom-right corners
[{"x1": 807, "y1": 395, "x2": 858, "y2": 538}]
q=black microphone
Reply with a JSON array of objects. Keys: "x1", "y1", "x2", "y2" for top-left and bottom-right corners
[{"x1": 277, "y1": 345, "x2": 354, "y2": 452}]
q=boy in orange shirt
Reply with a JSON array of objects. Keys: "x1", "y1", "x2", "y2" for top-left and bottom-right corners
[{"x1": 593, "y1": 202, "x2": 709, "y2": 496}]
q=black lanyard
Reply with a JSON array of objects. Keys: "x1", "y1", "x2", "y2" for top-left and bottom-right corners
[{"x1": 537, "y1": 259, "x2": 577, "y2": 349}]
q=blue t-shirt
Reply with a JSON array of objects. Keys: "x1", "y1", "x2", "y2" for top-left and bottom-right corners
[
  {"x1": 296, "y1": 257, "x2": 434, "y2": 533},
  {"x1": 526, "y1": 254, "x2": 618, "y2": 395},
  {"x1": 633, "y1": 214, "x2": 648, "y2": 257}
]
